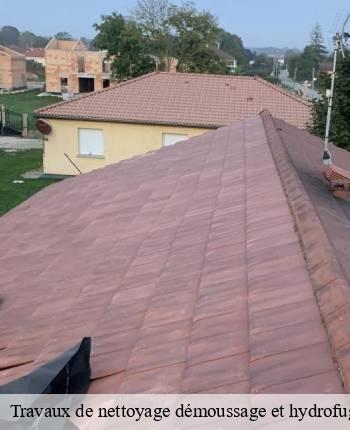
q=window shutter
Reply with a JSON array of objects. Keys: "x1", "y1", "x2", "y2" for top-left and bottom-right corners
[{"x1": 79, "y1": 129, "x2": 103, "y2": 156}]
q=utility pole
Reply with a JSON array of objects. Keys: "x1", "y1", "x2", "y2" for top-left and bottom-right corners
[
  {"x1": 323, "y1": 33, "x2": 341, "y2": 164},
  {"x1": 293, "y1": 67, "x2": 298, "y2": 90}
]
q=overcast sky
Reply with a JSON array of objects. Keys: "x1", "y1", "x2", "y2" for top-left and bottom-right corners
[{"x1": 2, "y1": 0, "x2": 350, "y2": 49}]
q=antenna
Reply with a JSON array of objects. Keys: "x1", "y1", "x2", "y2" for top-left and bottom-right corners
[{"x1": 323, "y1": 12, "x2": 350, "y2": 165}]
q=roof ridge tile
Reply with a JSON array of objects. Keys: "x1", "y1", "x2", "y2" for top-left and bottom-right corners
[{"x1": 261, "y1": 110, "x2": 350, "y2": 392}]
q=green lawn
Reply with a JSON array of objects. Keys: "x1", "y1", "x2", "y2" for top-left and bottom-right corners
[
  {"x1": 0, "y1": 90, "x2": 61, "y2": 132},
  {"x1": 0, "y1": 89, "x2": 61, "y2": 113},
  {"x1": 0, "y1": 149, "x2": 59, "y2": 216}
]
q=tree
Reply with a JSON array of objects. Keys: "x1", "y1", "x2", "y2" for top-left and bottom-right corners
[
  {"x1": 93, "y1": 13, "x2": 155, "y2": 80},
  {"x1": 309, "y1": 53, "x2": 350, "y2": 150},
  {"x1": 247, "y1": 54, "x2": 274, "y2": 78},
  {"x1": 26, "y1": 59, "x2": 45, "y2": 80},
  {"x1": 54, "y1": 32, "x2": 73, "y2": 40},
  {"x1": 18, "y1": 31, "x2": 49, "y2": 48},
  {"x1": 0, "y1": 25, "x2": 20, "y2": 45},
  {"x1": 217, "y1": 29, "x2": 246, "y2": 67},
  {"x1": 285, "y1": 51, "x2": 300, "y2": 77},
  {"x1": 287, "y1": 23, "x2": 328, "y2": 84},
  {"x1": 167, "y1": 2, "x2": 225, "y2": 73},
  {"x1": 132, "y1": 0, "x2": 173, "y2": 70},
  {"x1": 310, "y1": 22, "x2": 327, "y2": 61}
]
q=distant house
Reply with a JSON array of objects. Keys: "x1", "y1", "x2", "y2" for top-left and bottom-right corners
[
  {"x1": 25, "y1": 48, "x2": 46, "y2": 66},
  {"x1": 35, "y1": 71, "x2": 311, "y2": 176},
  {"x1": 45, "y1": 38, "x2": 112, "y2": 94},
  {"x1": 211, "y1": 46, "x2": 237, "y2": 73},
  {"x1": 0, "y1": 45, "x2": 26, "y2": 91},
  {"x1": 320, "y1": 62, "x2": 333, "y2": 75}
]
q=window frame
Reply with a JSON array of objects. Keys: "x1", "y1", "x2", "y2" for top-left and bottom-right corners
[{"x1": 77, "y1": 128, "x2": 104, "y2": 158}]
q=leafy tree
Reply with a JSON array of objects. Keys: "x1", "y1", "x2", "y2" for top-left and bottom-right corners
[
  {"x1": 217, "y1": 29, "x2": 246, "y2": 67},
  {"x1": 246, "y1": 54, "x2": 274, "y2": 78},
  {"x1": 33, "y1": 35, "x2": 50, "y2": 47},
  {"x1": 0, "y1": 25, "x2": 20, "y2": 45},
  {"x1": 26, "y1": 59, "x2": 45, "y2": 80},
  {"x1": 18, "y1": 31, "x2": 37, "y2": 48},
  {"x1": 54, "y1": 32, "x2": 73, "y2": 40},
  {"x1": 286, "y1": 23, "x2": 328, "y2": 84},
  {"x1": 309, "y1": 53, "x2": 350, "y2": 149},
  {"x1": 167, "y1": 2, "x2": 226, "y2": 73},
  {"x1": 132, "y1": 0, "x2": 173, "y2": 69},
  {"x1": 93, "y1": 13, "x2": 155, "y2": 80},
  {"x1": 285, "y1": 51, "x2": 300, "y2": 78},
  {"x1": 18, "y1": 31, "x2": 49, "y2": 48}
]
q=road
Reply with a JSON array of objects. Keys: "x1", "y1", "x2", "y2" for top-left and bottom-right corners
[
  {"x1": 279, "y1": 69, "x2": 321, "y2": 100},
  {"x1": 0, "y1": 136, "x2": 42, "y2": 150}
]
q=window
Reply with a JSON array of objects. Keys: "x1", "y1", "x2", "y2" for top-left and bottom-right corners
[
  {"x1": 78, "y1": 129, "x2": 104, "y2": 157},
  {"x1": 162, "y1": 133, "x2": 188, "y2": 147},
  {"x1": 102, "y1": 59, "x2": 110, "y2": 74},
  {"x1": 78, "y1": 56, "x2": 85, "y2": 73},
  {"x1": 60, "y1": 77, "x2": 68, "y2": 93},
  {"x1": 103, "y1": 79, "x2": 110, "y2": 88}
]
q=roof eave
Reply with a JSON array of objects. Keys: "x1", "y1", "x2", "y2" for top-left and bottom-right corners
[{"x1": 33, "y1": 114, "x2": 219, "y2": 130}]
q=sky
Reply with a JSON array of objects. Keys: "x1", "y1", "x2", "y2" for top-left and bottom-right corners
[{"x1": 2, "y1": 0, "x2": 350, "y2": 50}]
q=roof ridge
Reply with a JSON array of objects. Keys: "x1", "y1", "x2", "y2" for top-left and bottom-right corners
[
  {"x1": 157, "y1": 71, "x2": 255, "y2": 79},
  {"x1": 255, "y1": 76, "x2": 312, "y2": 107},
  {"x1": 261, "y1": 110, "x2": 350, "y2": 392},
  {"x1": 34, "y1": 72, "x2": 158, "y2": 115},
  {"x1": 0, "y1": 44, "x2": 25, "y2": 58}
]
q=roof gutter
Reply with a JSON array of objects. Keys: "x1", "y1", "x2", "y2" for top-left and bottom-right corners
[{"x1": 33, "y1": 114, "x2": 219, "y2": 130}]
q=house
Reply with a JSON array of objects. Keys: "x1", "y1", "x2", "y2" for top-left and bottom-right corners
[
  {"x1": 35, "y1": 71, "x2": 311, "y2": 176},
  {"x1": 320, "y1": 61, "x2": 333, "y2": 75},
  {"x1": 45, "y1": 37, "x2": 112, "y2": 94},
  {"x1": 211, "y1": 46, "x2": 237, "y2": 73},
  {"x1": 0, "y1": 111, "x2": 350, "y2": 394},
  {"x1": 25, "y1": 47, "x2": 46, "y2": 66},
  {"x1": 8, "y1": 46, "x2": 46, "y2": 66},
  {"x1": 0, "y1": 45, "x2": 26, "y2": 91}
]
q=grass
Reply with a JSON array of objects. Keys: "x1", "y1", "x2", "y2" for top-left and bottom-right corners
[
  {"x1": 0, "y1": 89, "x2": 61, "y2": 113},
  {"x1": 0, "y1": 149, "x2": 59, "y2": 216},
  {"x1": 0, "y1": 89, "x2": 61, "y2": 132}
]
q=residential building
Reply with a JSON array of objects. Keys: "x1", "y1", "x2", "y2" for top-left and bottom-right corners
[
  {"x1": 25, "y1": 48, "x2": 46, "y2": 66},
  {"x1": 45, "y1": 38, "x2": 112, "y2": 94},
  {"x1": 211, "y1": 46, "x2": 237, "y2": 73},
  {"x1": 35, "y1": 72, "x2": 311, "y2": 176},
  {"x1": 1, "y1": 111, "x2": 350, "y2": 393},
  {"x1": 0, "y1": 45, "x2": 26, "y2": 91}
]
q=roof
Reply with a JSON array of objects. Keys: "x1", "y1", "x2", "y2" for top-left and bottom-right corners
[
  {"x1": 25, "y1": 48, "x2": 45, "y2": 58},
  {"x1": 35, "y1": 72, "x2": 312, "y2": 129},
  {"x1": 45, "y1": 38, "x2": 87, "y2": 51},
  {"x1": 211, "y1": 46, "x2": 236, "y2": 62},
  {"x1": 1, "y1": 112, "x2": 350, "y2": 394},
  {"x1": 0, "y1": 44, "x2": 25, "y2": 58}
]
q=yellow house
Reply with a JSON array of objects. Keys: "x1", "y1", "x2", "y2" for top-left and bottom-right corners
[{"x1": 35, "y1": 72, "x2": 311, "y2": 176}]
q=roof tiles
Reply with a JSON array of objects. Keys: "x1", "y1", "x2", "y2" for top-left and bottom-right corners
[
  {"x1": 0, "y1": 113, "x2": 348, "y2": 394},
  {"x1": 35, "y1": 72, "x2": 311, "y2": 129}
]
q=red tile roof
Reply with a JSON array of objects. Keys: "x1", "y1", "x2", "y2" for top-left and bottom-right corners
[
  {"x1": 0, "y1": 112, "x2": 349, "y2": 394},
  {"x1": 35, "y1": 72, "x2": 311, "y2": 129},
  {"x1": 25, "y1": 48, "x2": 45, "y2": 58}
]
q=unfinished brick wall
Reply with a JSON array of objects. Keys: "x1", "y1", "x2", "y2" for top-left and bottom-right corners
[
  {"x1": 45, "y1": 40, "x2": 111, "y2": 94},
  {"x1": 0, "y1": 49, "x2": 26, "y2": 90}
]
